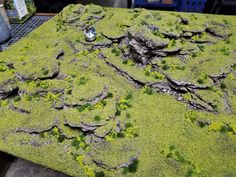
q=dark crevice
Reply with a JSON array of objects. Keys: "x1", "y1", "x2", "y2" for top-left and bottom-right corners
[
  {"x1": 102, "y1": 58, "x2": 146, "y2": 88},
  {"x1": 16, "y1": 119, "x2": 60, "y2": 134},
  {"x1": 161, "y1": 32, "x2": 180, "y2": 39},
  {"x1": 205, "y1": 27, "x2": 227, "y2": 39},
  {"x1": 52, "y1": 86, "x2": 109, "y2": 110},
  {"x1": 15, "y1": 66, "x2": 60, "y2": 82},
  {"x1": 9, "y1": 105, "x2": 30, "y2": 114},
  {"x1": 99, "y1": 53, "x2": 220, "y2": 112},
  {"x1": 209, "y1": 72, "x2": 228, "y2": 84},
  {"x1": 222, "y1": 91, "x2": 232, "y2": 114},
  {"x1": 37, "y1": 67, "x2": 60, "y2": 81},
  {"x1": 55, "y1": 50, "x2": 65, "y2": 60},
  {"x1": 186, "y1": 88, "x2": 216, "y2": 113},
  {"x1": 6, "y1": 63, "x2": 15, "y2": 70},
  {"x1": 180, "y1": 17, "x2": 189, "y2": 25},
  {"x1": 190, "y1": 40, "x2": 215, "y2": 44},
  {"x1": 68, "y1": 41, "x2": 80, "y2": 53},
  {"x1": 15, "y1": 118, "x2": 101, "y2": 141},
  {"x1": 84, "y1": 85, "x2": 109, "y2": 104},
  {"x1": 91, "y1": 153, "x2": 140, "y2": 170},
  {"x1": 0, "y1": 87, "x2": 19, "y2": 100},
  {"x1": 81, "y1": 15, "x2": 105, "y2": 31},
  {"x1": 187, "y1": 100, "x2": 215, "y2": 112},
  {"x1": 86, "y1": 133, "x2": 105, "y2": 144},
  {"x1": 64, "y1": 119, "x2": 106, "y2": 132},
  {"x1": 182, "y1": 29, "x2": 205, "y2": 35},
  {"x1": 94, "y1": 128, "x2": 112, "y2": 139},
  {"x1": 166, "y1": 77, "x2": 209, "y2": 90},
  {"x1": 101, "y1": 33, "x2": 126, "y2": 42}
]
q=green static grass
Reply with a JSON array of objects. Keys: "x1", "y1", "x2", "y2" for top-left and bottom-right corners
[{"x1": 0, "y1": 4, "x2": 236, "y2": 177}]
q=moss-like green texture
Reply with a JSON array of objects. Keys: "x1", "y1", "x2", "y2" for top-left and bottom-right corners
[{"x1": 0, "y1": 4, "x2": 236, "y2": 177}]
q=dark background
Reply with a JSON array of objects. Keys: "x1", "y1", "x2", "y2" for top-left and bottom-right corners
[
  {"x1": 34, "y1": 0, "x2": 236, "y2": 15},
  {"x1": 34, "y1": 0, "x2": 131, "y2": 13}
]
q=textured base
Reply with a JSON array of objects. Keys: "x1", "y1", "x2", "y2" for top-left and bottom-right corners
[{"x1": 0, "y1": 3, "x2": 236, "y2": 177}]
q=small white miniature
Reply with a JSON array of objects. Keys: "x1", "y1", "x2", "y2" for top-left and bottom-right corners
[{"x1": 84, "y1": 27, "x2": 96, "y2": 42}]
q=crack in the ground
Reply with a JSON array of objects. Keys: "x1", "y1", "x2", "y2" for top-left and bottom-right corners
[
  {"x1": 16, "y1": 119, "x2": 60, "y2": 134},
  {"x1": 0, "y1": 86, "x2": 19, "y2": 100},
  {"x1": 98, "y1": 53, "x2": 222, "y2": 112},
  {"x1": 9, "y1": 105, "x2": 30, "y2": 114},
  {"x1": 52, "y1": 85, "x2": 109, "y2": 110},
  {"x1": 91, "y1": 152, "x2": 140, "y2": 170},
  {"x1": 64, "y1": 119, "x2": 106, "y2": 132},
  {"x1": 222, "y1": 91, "x2": 232, "y2": 114}
]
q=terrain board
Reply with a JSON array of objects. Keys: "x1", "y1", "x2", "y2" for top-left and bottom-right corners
[{"x1": 0, "y1": 4, "x2": 236, "y2": 177}]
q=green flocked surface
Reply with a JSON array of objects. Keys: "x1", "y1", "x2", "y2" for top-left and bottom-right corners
[{"x1": 0, "y1": 4, "x2": 236, "y2": 177}]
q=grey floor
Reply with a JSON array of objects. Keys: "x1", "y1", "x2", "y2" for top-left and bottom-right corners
[
  {"x1": 3, "y1": 1, "x2": 128, "y2": 177},
  {"x1": 5, "y1": 158, "x2": 69, "y2": 177}
]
